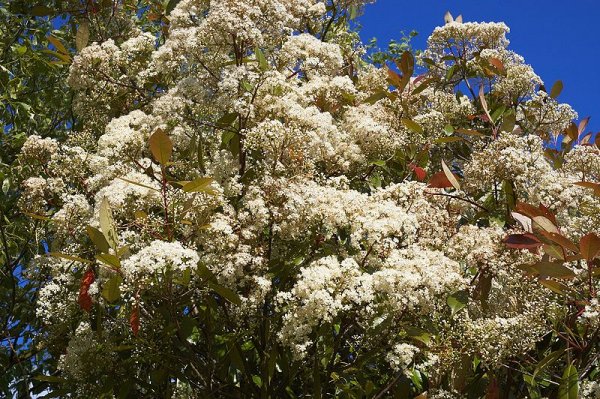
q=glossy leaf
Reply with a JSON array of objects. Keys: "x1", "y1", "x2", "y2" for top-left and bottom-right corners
[
  {"x1": 550, "y1": 80, "x2": 563, "y2": 99},
  {"x1": 408, "y1": 163, "x2": 427, "y2": 181},
  {"x1": 447, "y1": 289, "x2": 469, "y2": 316},
  {"x1": 539, "y1": 231, "x2": 579, "y2": 253},
  {"x1": 86, "y1": 225, "x2": 110, "y2": 253},
  {"x1": 531, "y1": 261, "x2": 576, "y2": 279},
  {"x1": 580, "y1": 232, "x2": 600, "y2": 261},
  {"x1": 96, "y1": 253, "x2": 121, "y2": 270},
  {"x1": 398, "y1": 51, "x2": 414, "y2": 76},
  {"x1": 130, "y1": 305, "x2": 140, "y2": 336},
  {"x1": 574, "y1": 181, "x2": 600, "y2": 196},
  {"x1": 78, "y1": 269, "x2": 95, "y2": 312},
  {"x1": 441, "y1": 160, "x2": 461, "y2": 190},
  {"x1": 208, "y1": 281, "x2": 242, "y2": 306},
  {"x1": 558, "y1": 364, "x2": 578, "y2": 399},
  {"x1": 47, "y1": 35, "x2": 69, "y2": 56},
  {"x1": 503, "y1": 233, "x2": 542, "y2": 250},
  {"x1": 401, "y1": 118, "x2": 424, "y2": 134},
  {"x1": 255, "y1": 47, "x2": 268, "y2": 71},
  {"x1": 99, "y1": 197, "x2": 118, "y2": 251},
  {"x1": 532, "y1": 216, "x2": 559, "y2": 234},
  {"x1": 182, "y1": 177, "x2": 217, "y2": 195},
  {"x1": 149, "y1": 129, "x2": 173, "y2": 166},
  {"x1": 75, "y1": 21, "x2": 90, "y2": 52},
  {"x1": 427, "y1": 171, "x2": 453, "y2": 188},
  {"x1": 102, "y1": 275, "x2": 123, "y2": 303}
]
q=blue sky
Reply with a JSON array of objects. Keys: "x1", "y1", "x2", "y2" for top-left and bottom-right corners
[{"x1": 359, "y1": 0, "x2": 600, "y2": 134}]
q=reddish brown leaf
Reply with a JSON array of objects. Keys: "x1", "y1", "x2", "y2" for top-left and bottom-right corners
[
  {"x1": 578, "y1": 116, "x2": 591, "y2": 135},
  {"x1": 580, "y1": 233, "x2": 600, "y2": 261},
  {"x1": 537, "y1": 204, "x2": 557, "y2": 225},
  {"x1": 489, "y1": 57, "x2": 505, "y2": 74},
  {"x1": 386, "y1": 67, "x2": 402, "y2": 88},
  {"x1": 78, "y1": 269, "x2": 95, "y2": 312},
  {"x1": 580, "y1": 133, "x2": 593, "y2": 145},
  {"x1": 539, "y1": 231, "x2": 579, "y2": 253},
  {"x1": 427, "y1": 171, "x2": 453, "y2": 188},
  {"x1": 130, "y1": 304, "x2": 140, "y2": 337},
  {"x1": 485, "y1": 377, "x2": 500, "y2": 399},
  {"x1": 515, "y1": 202, "x2": 557, "y2": 225},
  {"x1": 565, "y1": 122, "x2": 579, "y2": 141},
  {"x1": 503, "y1": 233, "x2": 543, "y2": 250},
  {"x1": 409, "y1": 163, "x2": 427, "y2": 181},
  {"x1": 574, "y1": 181, "x2": 600, "y2": 196}
]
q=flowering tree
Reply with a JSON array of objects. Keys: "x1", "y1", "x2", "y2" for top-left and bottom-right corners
[{"x1": 10, "y1": 0, "x2": 600, "y2": 397}]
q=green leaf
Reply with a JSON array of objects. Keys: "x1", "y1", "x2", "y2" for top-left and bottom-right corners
[
  {"x1": 197, "y1": 262, "x2": 217, "y2": 282},
  {"x1": 255, "y1": 47, "x2": 268, "y2": 71},
  {"x1": 99, "y1": 197, "x2": 118, "y2": 251},
  {"x1": 149, "y1": 129, "x2": 173, "y2": 166},
  {"x1": 165, "y1": 0, "x2": 183, "y2": 14},
  {"x1": 499, "y1": 110, "x2": 516, "y2": 133},
  {"x1": 86, "y1": 225, "x2": 110, "y2": 253},
  {"x1": 182, "y1": 177, "x2": 217, "y2": 194},
  {"x1": 531, "y1": 262, "x2": 575, "y2": 279},
  {"x1": 411, "y1": 77, "x2": 435, "y2": 95},
  {"x1": 558, "y1": 364, "x2": 578, "y2": 399},
  {"x1": 447, "y1": 289, "x2": 469, "y2": 316},
  {"x1": 96, "y1": 253, "x2": 121, "y2": 270},
  {"x1": 533, "y1": 349, "x2": 566, "y2": 381},
  {"x1": 401, "y1": 118, "x2": 424, "y2": 134},
  {"x1": 208, "y1": 281, "x2": 241, "y2": 306},
  {"x1": 405, "y1": 326, "x2": 431, "y2": 345},
  {"x1": 363, "y1": 91, "x2": 387, "y2": 104},
  {"x1": 252, "y1": 375, "x2": 263, "y2": 388},
  {"x1": 503, "y1": 179, "x2": 516, "y2": 210},
  {"x1": 241, "y1": 80, "x2": 253, "y2": 92},
  {"x1": 34, "y1": 375, "x2": 65, "y2": 383},
  {"x1": 445, "y1": 64, "x2": 457, "y2": 80},
  {"x1": 116, "y1": 177, "x2": 159, "y2": 191},
  {"x1": 75, "y1": 21, "x2": 90, "y2": 52},
  {"x1": 102, "y1": 275, "x2": 123, "y2": 302},
  {"x1": 47, "y1": 35, "x2": 69, "y2": 56},
  {"x1": 550, "y1": 80, "x2": 564, "y2": 99},
  {"x1": 539, "y1": 279, "x2": 569, "y2": 295},
  {"x1": 490, "y1": 105, "x2": 506, "y2": 123},
  {"x1": 216, "y1": 112, "x2": 238, "y2": 128}
]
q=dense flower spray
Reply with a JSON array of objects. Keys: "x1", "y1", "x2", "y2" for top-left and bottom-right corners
[{"x1": 17, "y1": 2, "x2": 599, "y2": 397}]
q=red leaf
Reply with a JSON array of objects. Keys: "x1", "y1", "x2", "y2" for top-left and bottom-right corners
[
  {"x1": 78, "y1": 269, "x2": 95, "y2": 312},
  {"x1": 427, "y1": 171, "x2": 453, "y2": 188},
  {"x1": 578, "y1": 116, "x2": 590, "y2": 135},
  {"x1": 538, "y1": 231, "x2": 579, "y2": 253},
  {"x1": 409, "y1": 163, "x2": 427, "y2": 181},
  {"x1": 580, "y1": 233, "x2": 600, "y2": 261},
  {"x1": 130, "y1": 305, "x2": 140, "y2": 337},
  {"x1": 489, "y1": 58, "x2": 505, "y2": 75},
  {"x1": 503, "y1": 233, "x2": 543, "y2": 249},
  {"x1": 485, "y1": 377, "x2": 500, "y2": 399},
  {"x1": 515, "y1": 202, "x2": 557, "y2": 225},
  {"x1": 575, "y1": 181, "x2": 600, "y2": 196}
]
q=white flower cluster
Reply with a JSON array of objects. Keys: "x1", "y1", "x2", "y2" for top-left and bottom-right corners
[{"x1": 120, "y1": 240, "x2": 200, "y2": 282}]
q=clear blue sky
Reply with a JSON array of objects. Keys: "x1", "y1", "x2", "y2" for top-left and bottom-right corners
[{"x1": 359, "y1": 0, "x2": 600, "y2": 134}]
